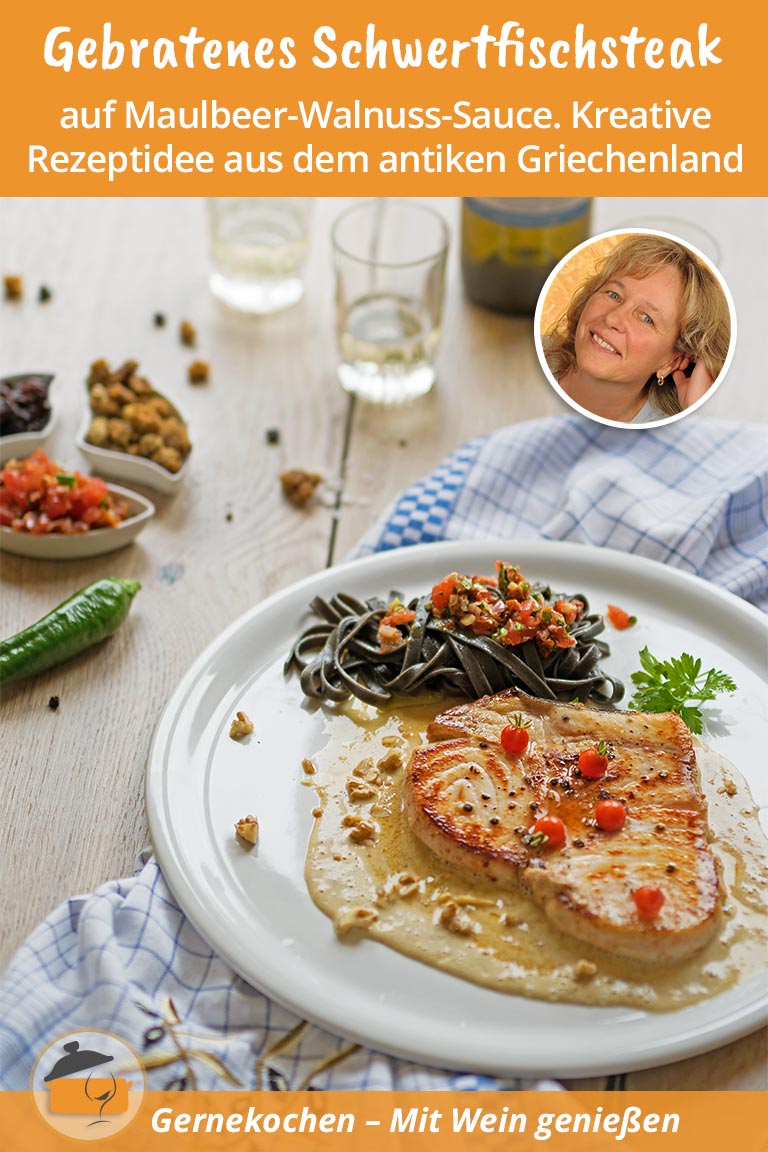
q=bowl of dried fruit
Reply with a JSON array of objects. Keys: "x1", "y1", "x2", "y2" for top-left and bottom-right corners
[
  {"x1": 0, "y1": 374, "x2": 58, "y2": 466},
  {"x1": 76, "y1": 359, "x2": 192, "y2": 495}
]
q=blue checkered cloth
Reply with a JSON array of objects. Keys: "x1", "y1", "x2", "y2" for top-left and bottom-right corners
[{"x1": 1, "y1": 416, "x2": 766, "y2": 1092}]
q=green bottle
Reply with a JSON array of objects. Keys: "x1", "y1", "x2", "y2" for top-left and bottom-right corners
[{"x1": 461, "y1": 198, "x2": 593, "y2": 315}]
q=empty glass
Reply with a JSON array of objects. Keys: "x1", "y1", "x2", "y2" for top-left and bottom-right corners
[
  {"x1": 208, "y1": 198, "x2": 310, "y2": 314},
  {"x1": 332, "y1": 200, "x2": 450, "y2": 403}
]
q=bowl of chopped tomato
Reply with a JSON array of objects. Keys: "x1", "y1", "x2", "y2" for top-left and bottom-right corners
[{"x1": 0, "y1": 449, "x2": 155, "y2": 559}]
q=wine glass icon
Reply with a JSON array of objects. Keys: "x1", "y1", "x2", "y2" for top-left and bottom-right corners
[{"x1": 84, "y1": 1070, "x2": 118, "y2": 1126}]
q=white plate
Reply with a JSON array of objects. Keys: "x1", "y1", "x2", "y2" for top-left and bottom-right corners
[
  {"x1": 0, "y1": 483, "x2": 155, "y2": 559},
  {"x1": 0, "y1": 375, "x2": 58, "y2": 465},
  {"x1": 146, "y1": 541, "x2": 768, "y2": 1078},
  {"x1": 76, "y1": 411, "x2": 190, "y2": 495}
]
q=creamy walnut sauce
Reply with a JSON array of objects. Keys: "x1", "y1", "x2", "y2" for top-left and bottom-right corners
[{"x1": 305, "y1": 698, "x2": 768, "y2": 1010}]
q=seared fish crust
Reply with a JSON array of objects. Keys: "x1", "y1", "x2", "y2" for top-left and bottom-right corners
[{"x1": 404, "y1": 689, "x2": 722, "y2": 962}]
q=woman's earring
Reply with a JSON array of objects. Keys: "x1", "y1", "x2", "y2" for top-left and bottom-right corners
[{"x1": 656, "y1": 373, "x2": 665, "y2": 386}]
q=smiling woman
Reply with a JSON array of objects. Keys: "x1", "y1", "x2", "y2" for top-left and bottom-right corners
[{"x1": 540, "y1": 232, "x2": 733, "y2": 425}]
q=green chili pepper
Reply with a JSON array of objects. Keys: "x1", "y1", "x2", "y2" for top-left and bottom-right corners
[{"x1": 0, "y1": 577, "x2": 140, "y2": 685}]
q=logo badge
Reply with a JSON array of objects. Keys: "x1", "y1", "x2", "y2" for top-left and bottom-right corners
[{"x1": 31, "y1": 1030, "x2": 145, "y2": 1141}]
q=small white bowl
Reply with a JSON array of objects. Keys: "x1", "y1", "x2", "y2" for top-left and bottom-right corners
[
  {"x1": 0, "y1": 483, "x2": 155, "y2": 559},
  {"x1": 76, "y1": 411, "x2": 190, "y2": 496},
  {"x1": 0, "y1": 375, "x2": 58, "y2": 466}
]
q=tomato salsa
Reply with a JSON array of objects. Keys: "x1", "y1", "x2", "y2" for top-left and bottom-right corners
[
  {"x1": 0, "y1": 449, "x2": 129, "y2": 534},
  {"x1": 430, "y1": 562, "x2": 585, "y2": 655}
]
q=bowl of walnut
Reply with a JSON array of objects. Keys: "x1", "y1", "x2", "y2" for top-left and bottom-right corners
[{"x1": 76, "y1": 359, "x2": 192, "y2": 494}]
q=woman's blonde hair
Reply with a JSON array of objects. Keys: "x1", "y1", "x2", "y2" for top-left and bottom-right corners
[{"x1": 544, "y1": 234, "x2": 731, "y2": 417}]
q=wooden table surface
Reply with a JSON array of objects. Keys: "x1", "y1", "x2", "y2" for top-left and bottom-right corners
[{"x1": 1, "y1": 196, "x2": 766, "y2": 1090}]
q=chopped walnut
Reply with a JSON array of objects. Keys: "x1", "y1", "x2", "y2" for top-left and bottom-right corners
[
  {"x1": 334, "y1": 906, "x2": 378, "y2": 936},
  {"x1": 88, "y1": 359, "x2": 112, "y2": 386},
  {"x1": 235, "y1": 814, "x2": 259, "y2": 844},
  {"x1": 107, "y1": 381, "x2": 136, "y2": 406},
  {"x1": 301, "y1": 757, "x2": 316, "y2": 775},
  {"x1": 352, "y1": 757, "x2": 373, "y2": 778},
  {"x1": 280, "y1": 469, "x2": 323, "y2": 507},
  {"x1": 346, "y1": 778, "x2": 378, "y2": 802},
  {"x1": 106, "y1": 418, "x2": 134, "y2": 447},
  {"x1": 151, "y1": 446, "x2": 184, "y2": 472},
  {"x1": 718, "y1": 779, "x2": 738, "y2": 797},
  {"x1": 89, "y1": 384, "x2": 121, "y2": 416},
  {"x1": 375, "y1": 872, "x2": 421, "y2": 906},
  {"x1": 377, "y1": 750, "x2": 403, "y2": 773},
  {"x1": 3, "y1": 275, "x2": 22, "y2": 300},
  {"x1": 437, "y1": 902, "x2": 477, "y2": 937},
  {"x1": 575, "y1": 959, "x2": 598, "y2": 981},
  {"x1": 180, "y1": 320, "x2": 196, "y2": 347},
  {"x1": 136, "y1": 433, "x2": 163, "y2": 458},
  {"x1": 341, "y1": 814, "x2": 376, "y2": 843},
  {"x1": 85, "y1": 416, "x2": 110, "y2": 447},
  {"x1": 381, "y1": 735, "x2": 401, "y2": 748},
  {"x1": 187, "y1": 360, "x2": 210, "y2": 384},
  {"x1": 147, "y1": 394, "x2": 174, "y2": 418},
  {"x1": 229, "y1": 711, "x2": 254, "y2": 740},
  {"x1": 122, "y1": 402, "x2": 162, "y2": 435}
]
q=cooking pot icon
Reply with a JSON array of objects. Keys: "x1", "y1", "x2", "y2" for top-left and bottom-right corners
[{"x1": 44, "y1": 1040, "x2": 131, "y2": 1123}]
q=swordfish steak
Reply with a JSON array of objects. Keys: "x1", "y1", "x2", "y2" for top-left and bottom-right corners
[{"x1": 404, "y1": 689, "x2": 722, "y2": 962}]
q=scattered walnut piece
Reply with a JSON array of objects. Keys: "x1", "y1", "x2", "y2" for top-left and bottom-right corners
[
  {"x1": 575, "y1": 959, "x2": 598, "y2": 981},
  {"x1": 352, "y1": 757, "x2": 373, "y2": 778},
  {"x1": 229, "y1": 711, "x2": 254, "y2": 740},
  {"x1": 346, "y1": 778, "x2": 378, "y2": 803},
  {"x1": 376, "y1": 872, "x2": 421, "y2": 906},
  {"x1": 3, "y1": 275, "x2": 22, "y2": 300},
  {"x1": 280, "y1": 469, "x2": 322, "y2": 507},
  {"x1": 188, "y1": 359, "x2": 210, "y2": 384},
  {"x1": 380, "y1": 735, "x2": 401, "y2": 748},
  {"x1": 437, "y1": 902, "x2": 477, "y2": 937},
  {"x1": 341, "y1": 814, "x2": 376, "y2": 843},
  {"x1": 334, "y1": 906, "x2": 378, "y2": 936},
  {"x1": 377, "y1": 749, "x2": 403, "y2": 773},
  {"x1": 301, "y1": 757, "x2": 316, "y2": 775},
  {"x1": 718, "y1": 779, "x2": 738, "y2": 798},
  {"x1": 179, "y1": 320, "x2": 196, "y2": 347},
  {"x1": 235, "y1": 814, "x2": 259, "y2": 844}
]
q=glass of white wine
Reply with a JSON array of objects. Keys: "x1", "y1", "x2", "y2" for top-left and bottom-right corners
[
  {"x1": 332, "y1": 200, "x2": 450, "y2": 403},
  {"x1": 208, "y1": 198, "x2": 310, "y2": 314}
]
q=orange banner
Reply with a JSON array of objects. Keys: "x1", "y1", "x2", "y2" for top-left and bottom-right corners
[
  {"x1": 4, "y1": 1090, "x2": 768, "y2": 1151},
  {"x1": 0, "y1": 0, "x2": 765, "y2": 194}
]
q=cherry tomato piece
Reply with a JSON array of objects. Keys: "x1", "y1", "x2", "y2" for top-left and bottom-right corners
[
  {"x1": 595, "y1": 799, "x2": 626, "y2": 832},
  {"x1": 532, "y1": 814, "x2": 566, "y2": 850},
  {"x1": 501, "y1": 725, "x2": 530, "y2": 756},
  {"x1": 633, "y1": 885, "x2": 665, "y2": 919},
  {"x1": 607, "y1": 604, "x2": 636, "y2": 630},
  {"x1": 578, "y1": 746, "x2": 609, "y2": 779},
  {"x1": 429, "y1": 576, "x2": 456, "y2": 613}
]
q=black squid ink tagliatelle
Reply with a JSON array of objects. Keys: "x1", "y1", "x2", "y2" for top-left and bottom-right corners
[{"x1": 285, "y1": 562, "x2": 623, "y2": 707}]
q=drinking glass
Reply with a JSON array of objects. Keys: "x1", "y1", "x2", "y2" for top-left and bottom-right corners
[
  {"x1": 208, "y1": 198, "x2": 310, "y2": 313},
  {"x1": 332, "y1": 200, "x2": 450, "y2": 403}
]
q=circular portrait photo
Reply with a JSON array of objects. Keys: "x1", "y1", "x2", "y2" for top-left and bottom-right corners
[{"x1": 534, "y1": 229, "x2": 736, "y2": 428}]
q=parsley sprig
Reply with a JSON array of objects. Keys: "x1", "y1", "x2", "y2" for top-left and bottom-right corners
[{"x1": 628, "y1": 647, "x2": 737, "y2": 734}]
